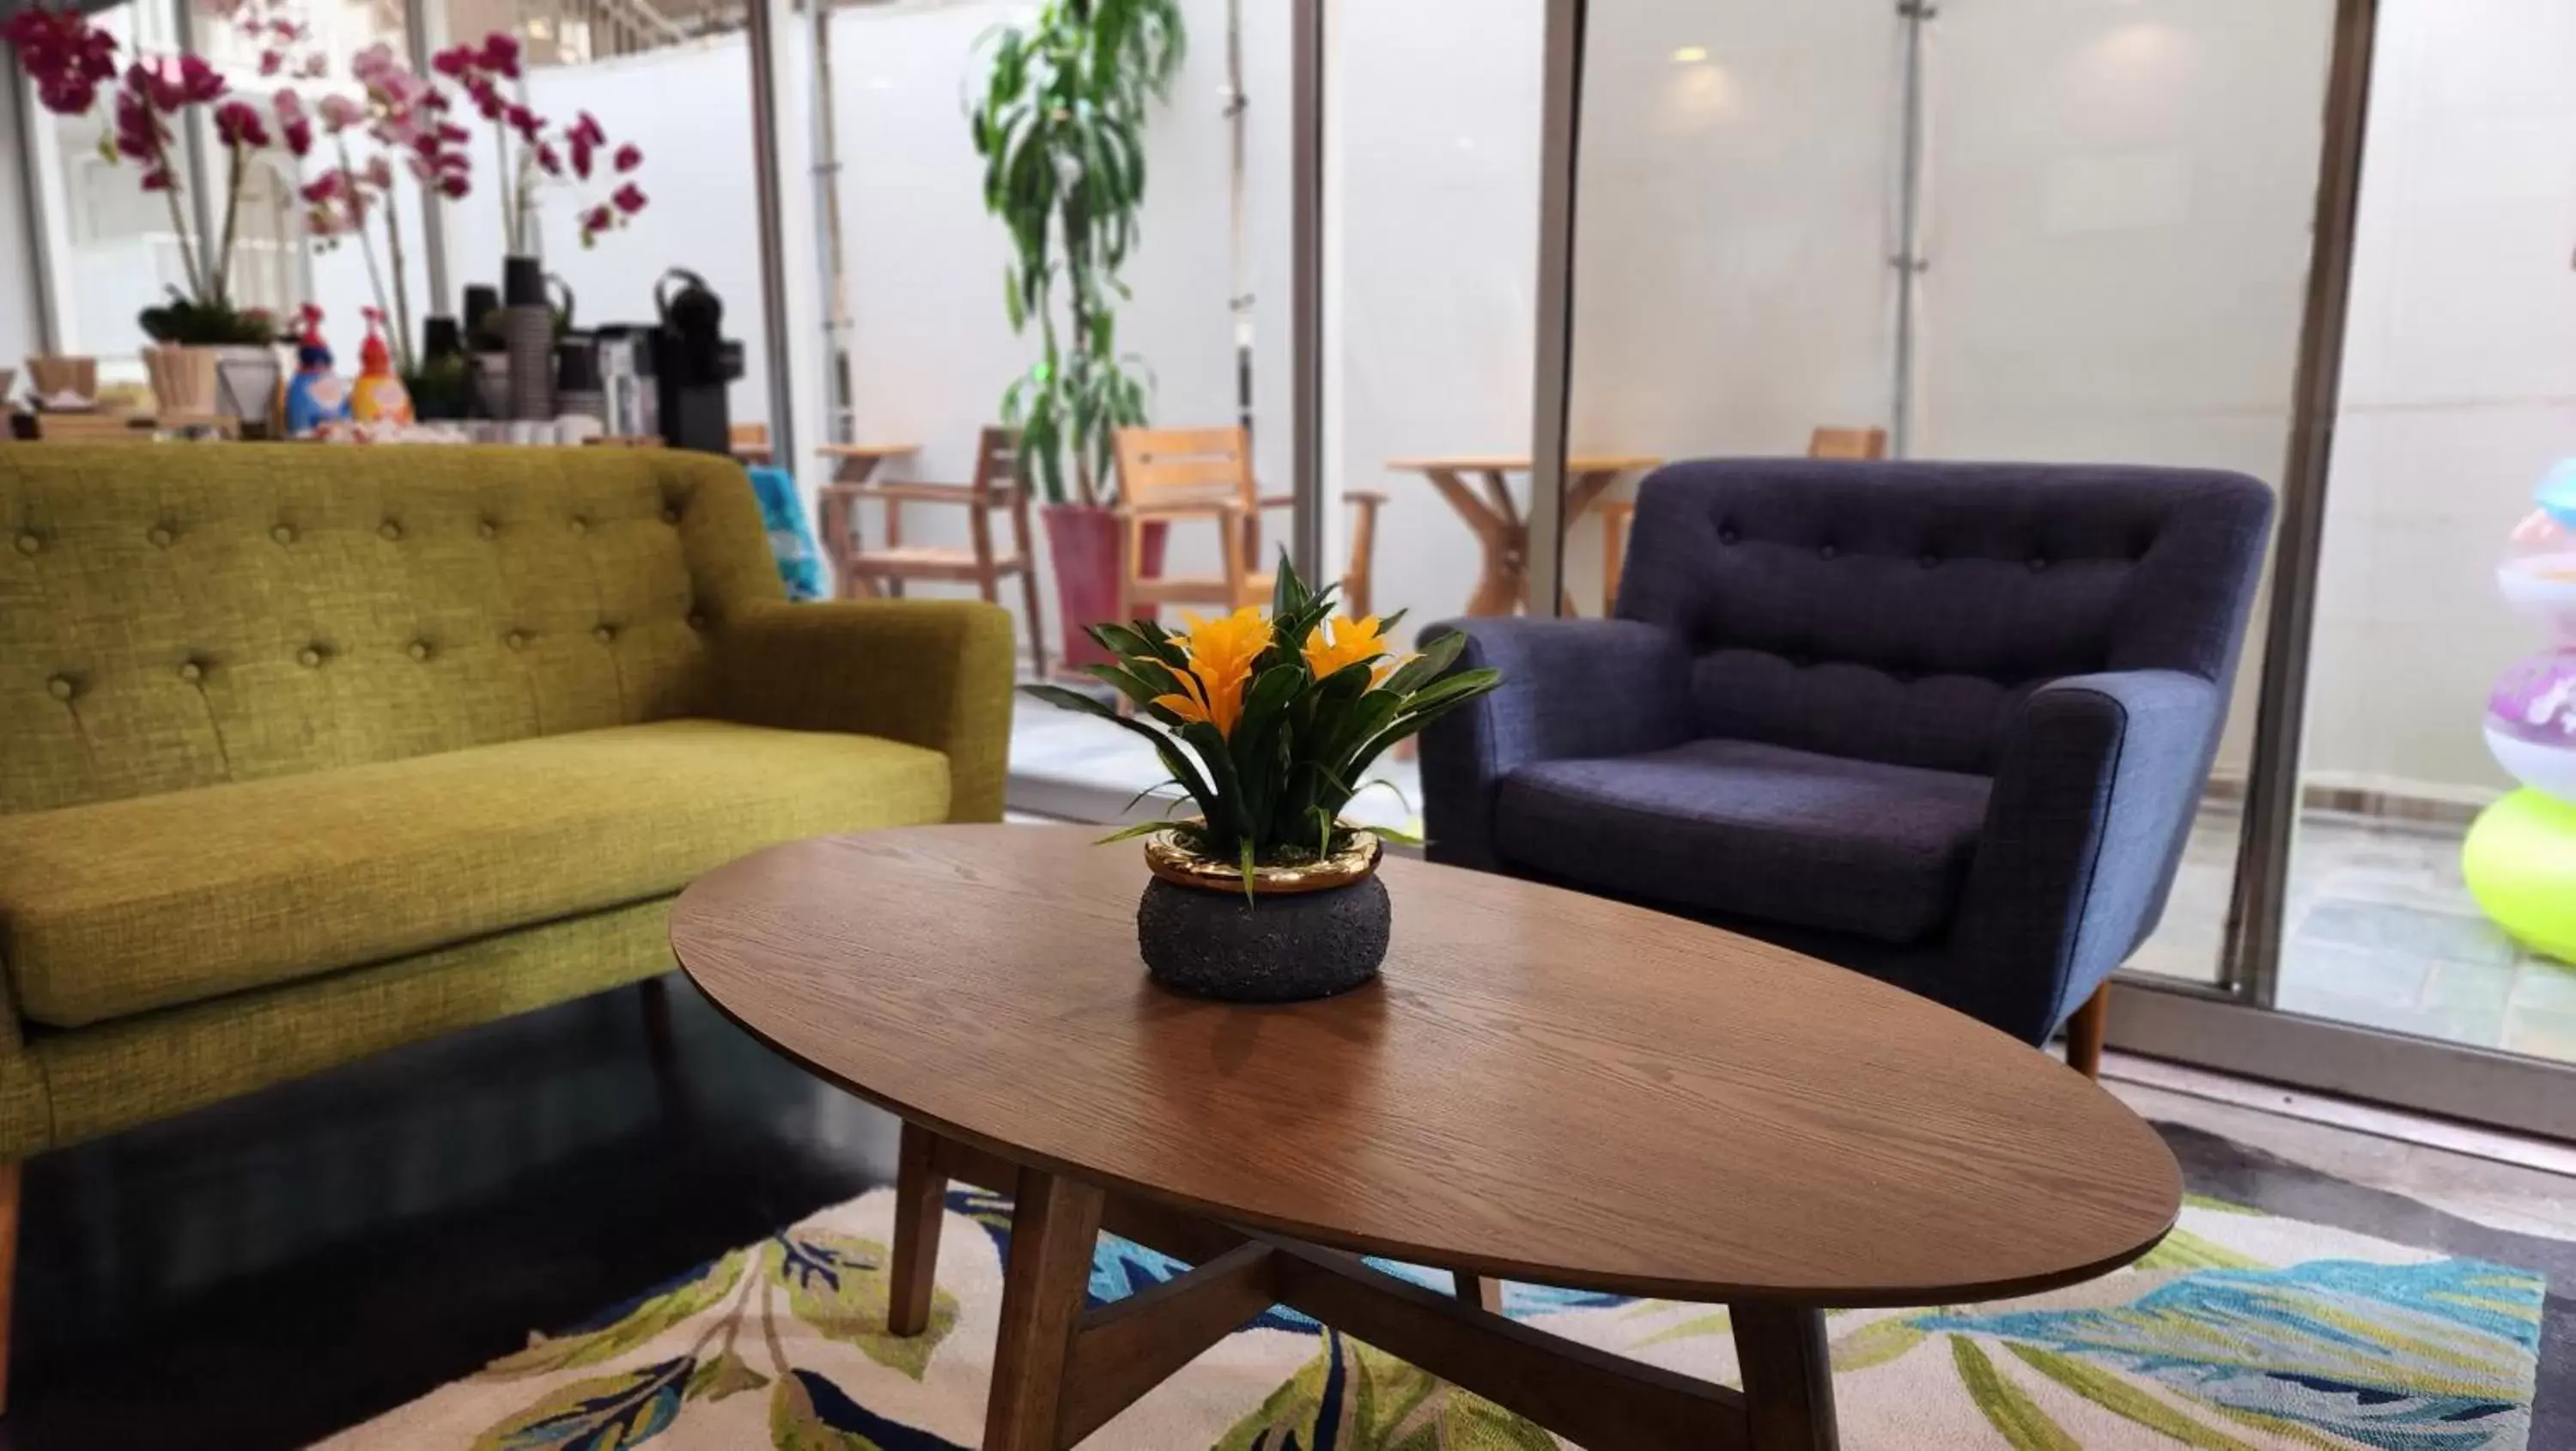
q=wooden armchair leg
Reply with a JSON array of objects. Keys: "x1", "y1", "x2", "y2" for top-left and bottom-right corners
[{"x1": 2065, "y1": 984, "x2": 2110, "y2": 1080}]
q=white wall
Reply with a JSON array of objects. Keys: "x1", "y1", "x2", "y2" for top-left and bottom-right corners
[{"x1": 2307, "y1": 0, "x2": 2576, "y2": 800}]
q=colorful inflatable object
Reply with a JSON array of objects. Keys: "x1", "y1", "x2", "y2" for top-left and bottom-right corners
[{"x1": 2464, "y1": 461, "x2": 2576, "y2": 962}]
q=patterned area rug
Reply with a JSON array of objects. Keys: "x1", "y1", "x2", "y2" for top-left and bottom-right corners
[{"x1": 324, "y1": 1185, "x2": 2546, "y2": 1449}]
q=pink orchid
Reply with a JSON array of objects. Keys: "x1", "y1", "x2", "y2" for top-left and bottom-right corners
[
  {"x1": 316, "y1": 92, "x2": 362, "y2": 131},
  {"x1": 613, "y1": 143, "x2": 641, "y2": 173}
]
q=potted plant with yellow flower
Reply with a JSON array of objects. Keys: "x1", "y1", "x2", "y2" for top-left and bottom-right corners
[{"x1": 1023, "y1": 560, "x2": 1502, "y2": 1002}]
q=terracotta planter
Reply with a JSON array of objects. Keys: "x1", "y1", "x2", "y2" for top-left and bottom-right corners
[
  {"x1": 1043, "y1": 502, "x2": 1169, "y2": 675},
  {"x1": 142, "y1": 345, "x2": 220, "y2": 418},
  {"x1": 25, "y1": 355, "x2": 98, "y2": 405}
]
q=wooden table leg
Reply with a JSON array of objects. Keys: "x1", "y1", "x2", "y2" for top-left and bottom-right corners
[
  {"x1": 1420, "y1": 467, "x2": 1523, "y2": 618},
  {"x1": 984, "y1": 1166, "x2": 1106, "y2": 1451},
  {"x1": 1451, "y1": 1270, "x2": 1504, "y2": 1314},
  {"x1": 1732, "y1": 1302, "x2": 1838, "y2": 1450},
  {"x1": 888, "y1": 1121, "x2": 948, "y2": 1337}
]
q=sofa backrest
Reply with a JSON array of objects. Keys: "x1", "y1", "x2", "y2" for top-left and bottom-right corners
[
  {"x1": 1617, "y1": 458, "x2": 2274, "y2": 774},
  {"x1": 1, "y1": 444, "x2": 783, "y2": 815}
]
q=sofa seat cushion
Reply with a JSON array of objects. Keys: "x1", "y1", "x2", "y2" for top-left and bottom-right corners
[
  {"x1": 1493, "y1": 738, "x2": 1992, "y2": 944},
  {"x1": 0, "y1": 719, "x2": 951, "y2": 1028}
]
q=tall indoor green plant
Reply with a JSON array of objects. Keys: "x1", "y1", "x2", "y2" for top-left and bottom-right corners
[{"x1": 971, "y1": 0, "x2": 1183, "y2": 506}]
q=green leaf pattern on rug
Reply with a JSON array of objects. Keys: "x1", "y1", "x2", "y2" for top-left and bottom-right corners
[
  {"x1": 1952, "y1": 1336, "x2": 2080, "y2": 1451},
  {"x1": 484, "y1": 1254, "x2": 747, "y2": 1379},
  {"x1": 2004, "y1": 1343, "x2": 2261, "y2": 1450},
  {"x1": 2135, "y1": 1226, "x2": 2265, "y2": 1273},
  {"x1": 769, "y1": 1372, "x2": 868, "y2": 1450},
  {"x1": 686, "y1": 1350, "x2": 769, "y2": 1403},
  {"x1": 769, "y1": 1231, "x2": 958, "y2": 1380},
  {"x1": 1218, "y1": 1333, "x2": 1555, "y2": 1451},
  {"x1": 1829, "y1": 1314, "x2": 1929, "y2": 1373},
  {"x1": 471, "y1": 1356, "x2": 693, "y2": 1450}
]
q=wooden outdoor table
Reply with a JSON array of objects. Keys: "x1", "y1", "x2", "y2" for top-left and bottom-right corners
[{"x1": 1387, "y1": 454, "x2": 1662, "y2": 616}]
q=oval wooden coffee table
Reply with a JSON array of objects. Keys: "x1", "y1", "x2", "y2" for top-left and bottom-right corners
[{"x1": 673, "y1": 825, "x2": 2179, "y2": 1450}]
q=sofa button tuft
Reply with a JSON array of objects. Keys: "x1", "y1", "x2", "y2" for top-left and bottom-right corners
[{"x1": 46, "y1": 676, "x2": 73, "y2": 701}]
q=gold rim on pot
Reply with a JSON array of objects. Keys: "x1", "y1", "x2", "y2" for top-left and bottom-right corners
[{"x1": 1144, "y1": 825, "x2": 1382, "y2": 896}]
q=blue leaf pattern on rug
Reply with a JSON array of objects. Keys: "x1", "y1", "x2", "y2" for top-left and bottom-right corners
[
  {"x1": 1917, "y1": 1257, "x2": 2543, "y2": 1450},
  {"x1": 340, "y1": 1196, "x2": 2547, "y2": 1448},
  {"x1": 471, "y1": 1356, "x2": 692, "y2": 1450}
]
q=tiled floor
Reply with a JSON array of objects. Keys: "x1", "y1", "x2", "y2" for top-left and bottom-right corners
[
  {"x1": 2130, "y1": 806, "x2": 2576, "y2": 1062},
  {"x1": 1010, "y1": 701, "x2": 2576, "y2": 1065}
]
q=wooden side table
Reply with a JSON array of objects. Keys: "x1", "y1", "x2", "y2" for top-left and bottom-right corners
[{"x1": 1387, "y1": 454, "x2": 1662, "y2": 616}]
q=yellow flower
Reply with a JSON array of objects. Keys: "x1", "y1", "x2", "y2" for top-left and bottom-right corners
[
  {"x1": 1152, "y1": 607, "x2": 1273, "y2": 738},
  {"x1": 1303, "y1": 614, "x2": 1397, "y2": 684}
]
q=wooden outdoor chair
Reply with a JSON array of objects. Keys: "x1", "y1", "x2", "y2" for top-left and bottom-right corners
[
  {"x1": 823, "y1": 426, "x2": 1046, "y2": 677},
  {"x1": 1600, "y1": 426, "x2": 1893, "y2": 609},
  {"x1": 1114, "y1": 425, "x2": 1388, "y2": 623},
  {"x1": 1808, "y1": 425, "x2": 1889, "y2": 459}
]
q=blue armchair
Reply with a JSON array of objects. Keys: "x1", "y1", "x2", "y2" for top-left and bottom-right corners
[{"x1": 1419, "y1": 458, "x2": 2273, "y2": 1051}]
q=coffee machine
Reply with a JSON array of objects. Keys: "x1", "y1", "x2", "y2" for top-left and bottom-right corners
[{"x1": 650, "y1": 269, "x2": 743, "y2": 455}]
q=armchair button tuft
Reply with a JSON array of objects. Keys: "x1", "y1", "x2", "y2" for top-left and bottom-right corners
[
  {"x1": 1918, "y1": 553, "x2": 1939, "y2": 569},
  {"x1": 379, "y1": 520, "x2": 404, "y2": 542},
  {"x1": 477, "y1": 519, "x2": 499, "y2": 540},
  {"x1": 1819, "y1": 543, "x2": 1839, "y2": 560},
  {"x1": 569, "y1": 516, "x2": 590, "y2": 536},
  {"x1": 271, "y1": 524, "x2": 296, "y2": 545},
  {"x1": 297, "y1": 647, "x2": 325, "y2": 668},
  {"x1": 46, "y1": 676, "x2": 73, "y2": 701},
  {"x1": 1717, "y1": 526, "x2": 1740, "y2": 545},
  {"x1": 2028, "y1": 556, "x2": 2050, "y2": 573},
  {"x1": 408, "y1": 641, "x2": 432, "y2": 662},
  {"x1": 149, "y1": 526, "x2": 175, "y2": 549},
  {"x1": 592, "y1": 625, "x2": 616, "y2": 644},
  {"x1": 15, "y1": 532, "x2": 40, "y2": 556},
  {"x1": 177, "y1": 660, "x2": 204, "y2": 683},
  {"x1": 662, "y1": 506, "x2": 682, "y2": 525},
  {"x1": 506, "y1": 630, "x2": 530, "y2": 651},
  {"x1": 686, "y1": 612, "x2": 708, "y2": 632}
]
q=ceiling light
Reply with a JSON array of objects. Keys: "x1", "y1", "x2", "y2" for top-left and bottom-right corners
[{"x1": 1671, "y1": 46, "x2": 1710, "y2": 64}]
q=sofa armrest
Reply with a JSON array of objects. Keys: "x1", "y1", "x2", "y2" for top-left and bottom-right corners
[
  {"x1": 1418, "y1": 617, "x2": 1695, "y2": 871},
  {"x1": 711, "y1": 599, "x2": 1018, "y2": 823},
  {"x1": 1951, "y1": 669, "x2": 2224, "y2": 1042}
]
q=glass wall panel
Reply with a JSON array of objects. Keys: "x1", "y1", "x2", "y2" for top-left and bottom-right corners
[{"x1": 2283, "y1": 0, "x2": 2576, "y2": 1057}]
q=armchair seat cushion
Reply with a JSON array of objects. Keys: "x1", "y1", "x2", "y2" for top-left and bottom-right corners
[
  {"x1": 0, "y1": 719, "x2": 951, "y2": 1029},
  {"x1": 1494, "y1": 739, "x2": 1992, "y2": 944}
]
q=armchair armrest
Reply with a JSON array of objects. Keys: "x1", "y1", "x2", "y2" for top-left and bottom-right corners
[
  {"x1": 1418, "y1": 617, "x2": 1695, "y2": 871},
  {"x1": 710, "y1": 599, "x2": 1018, "y2": 822},
  {"x1": 1950, "y1": 669, "x2": 2225, "y2": 1042}
]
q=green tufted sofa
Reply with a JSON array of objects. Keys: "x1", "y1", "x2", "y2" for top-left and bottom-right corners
[{"x1": 0, "y1": 444, "x2": 1014, "y2": 1399}]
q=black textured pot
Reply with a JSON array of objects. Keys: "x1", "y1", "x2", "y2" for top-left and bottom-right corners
[
  {"x1": 1134, "y1": 829, "x2": 1390, "y2": 1004},
  {"x1": 1137, "y1": 875, "x2": 1390, "y2": 1004}
]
